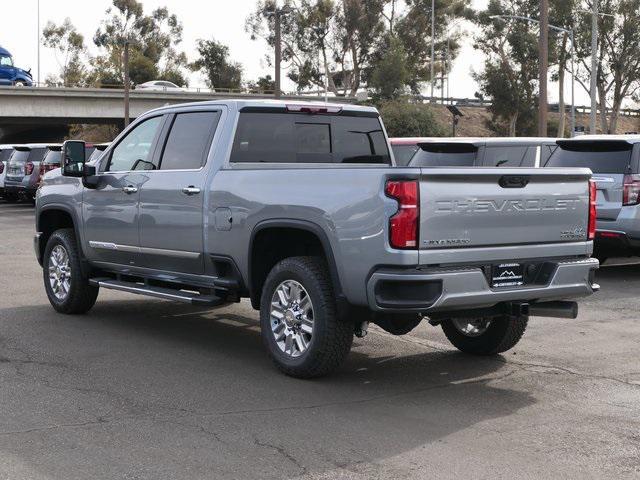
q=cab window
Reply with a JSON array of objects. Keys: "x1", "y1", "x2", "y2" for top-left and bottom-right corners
[
  {"x1": 106, "y1": 116, "x2": 163, "y2": 172},
  {"x1": 0, "y1": 55, "x2": 13, "y2": 67}
]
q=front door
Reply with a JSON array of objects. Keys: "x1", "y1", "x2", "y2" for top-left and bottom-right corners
[
  {"x1": 82, "y1": 115, "x2": 165, "y2": 267},
  {"x1": 138, "y1": 110, "x2": 221, "y2": 275}
]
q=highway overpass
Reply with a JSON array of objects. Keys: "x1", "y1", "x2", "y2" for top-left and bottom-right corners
[{"x1": 0, "y1": 86, "x2": 348, "y2": 141}]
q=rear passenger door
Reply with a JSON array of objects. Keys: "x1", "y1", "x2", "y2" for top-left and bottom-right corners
[{"x1": 138, "y1": 110, "x2": 221, "y2": 275}]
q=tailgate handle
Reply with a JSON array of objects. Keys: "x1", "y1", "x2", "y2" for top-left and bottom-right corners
[{"x1": 499, "y1": 176, "x2": 530, "y2": 189}]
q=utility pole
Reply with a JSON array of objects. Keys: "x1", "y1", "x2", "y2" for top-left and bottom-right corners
[
  {"x1": 271, "y1": 5, "x2": 293, "y2": 99},
  {"x1": 538, "y1": 0, "x2": 549, "y2": 137},
  {"x1": 37, "y1": 0, "x2": 40, "y2": 86},
  {"x1": 590, "y1": 0, "x2": 598, "y2": 134},
  {"x1": 274, "y1": 11, "x2": 282, "y2": 98},
  {"x1": 430, "y1": 0, "x2": 435, "y2": 103},
  {"x1": 123, "y1": 40, "x2": 130, "y2": 127}
]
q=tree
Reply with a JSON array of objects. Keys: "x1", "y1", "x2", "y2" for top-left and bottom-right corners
[
  {"x1": 472, "y1": 0, "x2": 541, "y2": 136},
  {"x1": 247, "y1": 0, "x2": 470, "y2": 97},
  {"x1": 42, "y1": 18, "x2": 88, "y2": 87},
  {"x1": 368, "y1": 35, "x2": 410, "y2": 99},
  {"x1": 573, "y1": 0, "x2": 640, "y2": 133},
  {"x1": 92, "y1": 0, "x2": 188, "y2": 86},
  {"x1": 377, "y1": 99, "x2": 446, "y2": 137},
  {"x1": 190, "y1": 39, "x2": 243, "y2": 91},
  {"x1": 247, "y1": 75, "x2": 276, "y2": 93},
  {"x1": 394, "y1": 0, "x2": 470, "y2": 94},
  {"x1": 247, "y1": 0, "x2": 386, "y2": 97}
]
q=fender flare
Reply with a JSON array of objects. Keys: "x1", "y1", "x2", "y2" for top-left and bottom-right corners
[{"x1": 248, "y1": 218, "x2": 346, "y2": 312}]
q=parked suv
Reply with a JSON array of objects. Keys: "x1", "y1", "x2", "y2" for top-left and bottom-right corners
[
  {"x1": 35, "y1": 100, "x2": 598, "y2": 378},
  {"x1": 0, "y1": 46, "x2": 33, "y2": 86},
  {"x1": 4, "y1": 144, "x2": 54, "y2": 202},
  {"x1": 546, "y1": 135, "x2": 640, "y2": 258},
  {"x1": 0, "y1": 145, "x2": 15, "y2": 199},
  {"x1": 403, "y1": 137, "x2": 558, "y2": 168}
]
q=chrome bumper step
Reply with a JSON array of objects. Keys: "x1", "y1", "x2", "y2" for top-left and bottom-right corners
[{"x1": 89, "y1": 278, "x2": 227, "y2": 306}]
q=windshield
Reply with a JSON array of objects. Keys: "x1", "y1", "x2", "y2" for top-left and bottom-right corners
[
  {"x1": 42, "y1": 149, "x2": 62, "y2": 165},
  {"x1": 546, "y1": 141, "x2": 632, "y2": 174},
  {"x1": 409, "y1": 144, "x2": 478, "y2": 167},
  {"x1": 0, "y1": 55, "x2": 13, "y2": 67}
]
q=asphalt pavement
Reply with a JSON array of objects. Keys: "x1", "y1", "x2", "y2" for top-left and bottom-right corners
[{"x1": 0, "y1": 200, "x2": 638, "y2": 479}]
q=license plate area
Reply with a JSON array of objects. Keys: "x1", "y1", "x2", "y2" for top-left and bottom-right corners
[{"x1": 491, "y1": 263, "x2": 525, "y2": 288}]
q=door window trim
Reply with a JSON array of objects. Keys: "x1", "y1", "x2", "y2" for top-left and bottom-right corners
[{"x1": 154, "y1": 110, "x2": 222, "y2": 172}]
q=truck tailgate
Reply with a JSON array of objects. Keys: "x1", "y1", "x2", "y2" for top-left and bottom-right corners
[{"x1": 418, "y1": 167, "x2": 592, "y2": 251}]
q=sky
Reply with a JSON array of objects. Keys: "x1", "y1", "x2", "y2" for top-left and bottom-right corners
[{"x1": 2, "y1": 0, "x2": 592, "y2": 105}]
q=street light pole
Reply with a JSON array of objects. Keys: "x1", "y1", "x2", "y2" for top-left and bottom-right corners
[
  {"x1": 539, "y1": 0, "x2": 549, "y2": 137},
  {"x1": 590, "y1": 0, "x2": 598, "y2": 134},
  {"x1": 430, "y1": 0, "x2": 435, "y2": 103}
]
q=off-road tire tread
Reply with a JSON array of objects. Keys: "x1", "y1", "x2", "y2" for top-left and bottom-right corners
[{"x1": 260, "y1": 256, "x2": 353, "y2": 378}]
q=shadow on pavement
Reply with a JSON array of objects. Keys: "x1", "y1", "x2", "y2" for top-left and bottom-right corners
[{"x1": 0, "y1": 299, "x2": 537, "y2": 479}]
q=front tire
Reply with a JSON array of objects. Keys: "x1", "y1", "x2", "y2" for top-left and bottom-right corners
[
  {"x1": 260, "y1": 256, "x2": 353, "y2": 378},
  {"x1": 441, "y1": 315, "x2": 528, "y2": 355},
  {"x1": 43, "y1": 228, "x2": 99, "y2": 314}
]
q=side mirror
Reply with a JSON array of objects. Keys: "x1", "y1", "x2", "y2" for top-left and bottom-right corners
[{"x1": 62, "y1": 140, "x2": 86, "y2": 177}]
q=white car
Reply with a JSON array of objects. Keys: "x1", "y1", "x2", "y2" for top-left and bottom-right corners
[{"x1": 136, "y1": 80, "x2": 185, "y2": 92}]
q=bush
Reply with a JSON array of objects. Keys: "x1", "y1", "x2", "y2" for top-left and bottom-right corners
[{"x1": 378, "y1": 100, "x2": 446, "y2": 138}]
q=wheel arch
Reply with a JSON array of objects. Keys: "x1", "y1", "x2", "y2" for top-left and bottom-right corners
[
  {"x1": 37, "y1": 205, "x2": 83, "y2": 267},
  {"x1": 248, "y1": 219, "x2": 345, "y2": 313}
]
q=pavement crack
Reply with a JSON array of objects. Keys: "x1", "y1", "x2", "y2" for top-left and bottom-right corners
[{"x1": 254, "y1": 438, "x2": 308, "y2": 476}]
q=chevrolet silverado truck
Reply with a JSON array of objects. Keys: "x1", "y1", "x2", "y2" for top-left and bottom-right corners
[{"x1": 34, "y1": 99, "x2": 599, "y2": 378}]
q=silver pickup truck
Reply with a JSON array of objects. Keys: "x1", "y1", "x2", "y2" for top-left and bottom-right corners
[{"x1": 34, "y1": 99, "x2": 599, "y2": 378}]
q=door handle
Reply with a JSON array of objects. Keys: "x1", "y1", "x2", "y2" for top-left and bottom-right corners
[
  {"x1": 122, "y1": 185, "x2": 138, "y2": 194},
  {"x1": 181, "y1": 186, "x2": 201, "y2": 196}
]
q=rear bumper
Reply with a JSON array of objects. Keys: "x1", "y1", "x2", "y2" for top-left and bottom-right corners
[
  {"x1": 366, "y1": 258, "x2": 599, "y2": 314},
  {"x1": 594, "y1": 230, "x2": 640, "y2": 252},
  {"x1": 4, "y1": 182, "x2": 37, "y2": 198}
]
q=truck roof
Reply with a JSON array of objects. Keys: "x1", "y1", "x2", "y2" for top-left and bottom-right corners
[
  {"x1": 12, "y1": 143, "x2": 60, "y2": 150},
  {"x1": 145, "y1": 98, "x2": 378, "y2": 117},
  {"x1": 392, "y1": 137, "x2": 559, "y2": 147},
  {"x1": 559, "y1": 134, "x2": 640, "y2": 145}
]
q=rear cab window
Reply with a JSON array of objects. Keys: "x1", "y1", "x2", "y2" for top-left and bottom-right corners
[
  {"x1": 230, "y1": 109, "x2": 390, "y2": 165},
  {"x1": 391, "y1": 145, "x2": 419, "y2": 166},
  {"x1": 546, "y1": 141, "x2": 634, "y2": 174},
  {"x1": 409, "y1": 143, "x2": 477, "y2": 167},
  {"x1": 482, "y1": 145, "x2": 540, "y2": 167}
]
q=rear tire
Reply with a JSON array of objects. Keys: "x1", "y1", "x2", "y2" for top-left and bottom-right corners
[
  {"x1": 43, "y1": 228, "x2": 99, "y2": 314},
  {"x1": 441, "y1": 315, "x2": 528, "y2": 355},
  {"x1": 260, "y1": 256, "x2": 353, "y2": 378}
]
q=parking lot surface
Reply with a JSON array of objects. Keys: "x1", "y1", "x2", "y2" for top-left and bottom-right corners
[{"x1": 0, "y1": 200, "x2": 639, "y2": 480}]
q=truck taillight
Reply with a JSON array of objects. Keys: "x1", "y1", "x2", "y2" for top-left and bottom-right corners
[
  {"x1": 588, "y1": 179, "x2": 597, "y2": 240},
  {"x1": 385, "y1": 180, "x2": 419, "y2": 249},
  {"x1": 622, "y1": 174, "x2": 640, "y2": 206},
  {"x1": 25, "y1": 161, "x2": 34, "y2": 176}
]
